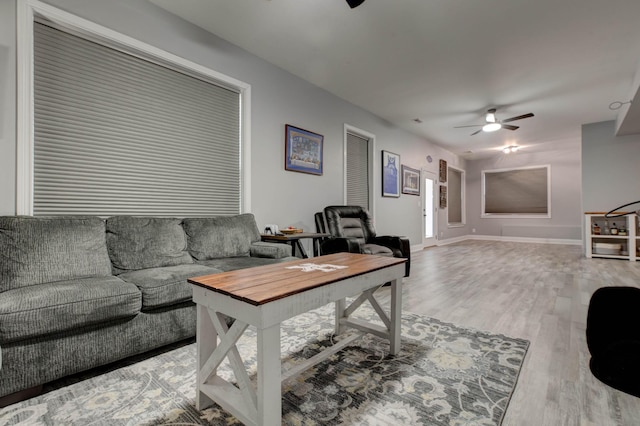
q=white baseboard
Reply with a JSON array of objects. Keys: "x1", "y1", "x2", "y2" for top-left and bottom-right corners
[
  {"x1": 467, "y1": 234, "x2": 582, "y2": 245},
  {"x1": 412, "y1": 234, "x2": 582, "y2": 251}
]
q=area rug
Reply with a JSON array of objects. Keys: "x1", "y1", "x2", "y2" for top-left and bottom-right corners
[{"x1": 0, "y1": 304, "x2": 529, "y2": 425}]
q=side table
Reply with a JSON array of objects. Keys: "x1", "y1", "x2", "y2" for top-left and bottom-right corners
[{"x1": 260, "y1": 232, "x2": 330, "y2": 258}]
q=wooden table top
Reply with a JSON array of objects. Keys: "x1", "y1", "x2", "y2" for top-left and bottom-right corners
[{"x1": 188, "y1": 253, "x2": 405, "y2": 306}]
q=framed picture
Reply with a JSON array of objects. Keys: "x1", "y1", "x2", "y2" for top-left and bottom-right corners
[
  {"x1": 382, "y1": 150, "x2": 400, "y2": 197},
  {"x1": 285, "y1": 124, "x2": 323, "y2": 175},
  {"x1": 401, "y1": 165, "x2": 420, "y2": 195},
  {"x1": 439, "y1": 159, "x2": 447, "y2": 183},
  {"x1": 440, "y1": 185, "x2": 447, "y2": 208}
]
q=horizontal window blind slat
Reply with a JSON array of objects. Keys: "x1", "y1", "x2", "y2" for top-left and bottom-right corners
[
  {"x1": 346, "y1": 133, "x2": 369, "y2": 209},
  {"x1": 33, "y1": 22, "x2": 241, "y2": 217}
]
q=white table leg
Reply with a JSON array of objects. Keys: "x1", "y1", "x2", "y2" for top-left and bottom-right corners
[
  {"x1": 390, "y1": 278, "x2": 402, "y2": 355},
  {"x1": 257, "y1": 323, "x2": 281, "y2": 426},
  {"x1": 335, "y1": 298, "x2": 346, "y2": 335},
  {"x1": 196, "y1": 304, "x2": 216, "y2": 410}
]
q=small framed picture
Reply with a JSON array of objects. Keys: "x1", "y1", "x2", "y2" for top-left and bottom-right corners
[
  {"x1": 285, "y1": 124, "x2": 323, "y2": 176},
  {"x1": 401, "y1": 165, "x2": 420, "y2": 196},
  {"x1": 439, "y1": 159, "x2": 447, "y2": 183},
  {"x1": 382, "y1": 150, "x2": 400, "y2": 197},
  {"x1": 440, "y1": 185, "x2": 447, "y2": 208}
]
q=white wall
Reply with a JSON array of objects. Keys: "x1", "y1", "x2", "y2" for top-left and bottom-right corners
[
  {"x1": 582, "y1": 120, "x2": 640, "y2": 213},
  {"x1": 0, "y1": 0, "x2": 461, "y2": 249},
  {"x1": 0, "y1": 0, "x2": 16, "y2": 214},
  {"x1": 466, "y1": 138, "x2": 583, "y2": 240}
]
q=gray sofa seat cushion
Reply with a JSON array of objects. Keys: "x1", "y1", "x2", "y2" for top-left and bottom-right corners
[
  {"x1": 361, "y1": 244, "x2": 394, "y2": 256},
  {"x1": 106, "y1": 217, "x2": 193, "y2": 274},
  {"x1": 117, "y1": 264, "x2": 222, "y2": 309},
  {"x1": 197, "y1": 256, "x2": 297, "y2": 272},
  {"x1": 183, "y1": 214, "x2": 261, "y2": 260},
  {"x1": 0, "y1": 216, "x2": 112, "y2": 291},
  {"x1": 0, "y1": 276, "x2": 140, "y2": 343}
]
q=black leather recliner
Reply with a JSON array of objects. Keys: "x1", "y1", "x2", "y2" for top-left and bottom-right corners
[
  {"x1": 315, "y1": 205, "x2": 410, "y2": 277},
  {"x1": 586, "y1": 286, "x2": 640, "y2": 397}
]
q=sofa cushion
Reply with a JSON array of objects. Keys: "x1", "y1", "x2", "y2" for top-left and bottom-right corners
[
  {"x1": 0, "y1": 216, "x2": 112, "y2": 291},
  {"x1": 106, "y1": 216, "x2": 193, "y2": 274},
  {"x1": 183, "y1": 214, "x2": 261, "y2": 260},
  {"x1": 0, "y1": 276, "x2": 140, "y2": 343},
  {"x1": 197, "y1": 256, "x2": 297, "y2": 272},
  {"x1": 117, "y1": 264, "x2": 222, "y2": 309}
]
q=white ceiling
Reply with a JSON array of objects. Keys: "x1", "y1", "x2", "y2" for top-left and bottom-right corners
[{"x1": 150, "y1": 0, "x2": 640, "y2": 158}]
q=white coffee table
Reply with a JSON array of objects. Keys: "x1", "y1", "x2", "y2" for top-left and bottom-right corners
[{"x1": 188, "y1": 252, "x2": 406, "y2": 426}]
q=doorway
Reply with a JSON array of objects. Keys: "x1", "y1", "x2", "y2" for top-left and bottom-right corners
[{"x1": 422, "y1": 170, "x2": 437, "y2": 247}]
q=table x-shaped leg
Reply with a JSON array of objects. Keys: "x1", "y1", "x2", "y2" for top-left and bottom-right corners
[
  {"x1": 335, "y1": 278, "x2": 402, "y2": 355},
  {"x1": 196, "y1": 305, "x2": 282, "y2": 426}
]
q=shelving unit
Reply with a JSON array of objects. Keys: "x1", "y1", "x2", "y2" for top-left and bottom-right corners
[{"x1": 585, "y1": 212, "x2": 638, "y2": 261}]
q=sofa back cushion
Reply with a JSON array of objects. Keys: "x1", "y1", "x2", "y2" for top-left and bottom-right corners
[
  {"x1": 0, "y1": 216, "x2": 112, "y2": 291},
  {"x1": 106, "y1": 216, "x2": 193, "y2": 274},
  {"x1": 183, "y1": 214, "x2": 261, "y2": 260}
]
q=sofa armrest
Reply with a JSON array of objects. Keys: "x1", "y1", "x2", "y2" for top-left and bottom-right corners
[
  {"x1": 250, "y1": 241, "x2": 292, "y2": 259},
  {"x1": 319, "y1": 237, "x2": 362, "y2": 255}
]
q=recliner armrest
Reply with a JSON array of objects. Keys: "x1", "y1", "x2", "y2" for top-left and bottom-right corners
[
  {"x1": 369, "y1": 235, "x2": 411, "y2": 277},
  {"x1": 319, "y1": 237, "x2": 362, "y2": 255},
  {"x1": 369, "y1": 235, "x2": 409, "y2": 254}
]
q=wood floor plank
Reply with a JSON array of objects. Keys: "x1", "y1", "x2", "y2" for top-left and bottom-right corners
[{"x1": 370, "y1": 240, "x2": 640, "y2": 426}]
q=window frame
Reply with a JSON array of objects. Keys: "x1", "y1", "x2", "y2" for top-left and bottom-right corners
[
  {"x1": 17, "y1": 0, "x2": 252, "y2": 215},
  {"x1": 447, "y1": 165, "x2": 466, "y2": 227},
  {"x1": 481, "y1": 164, "x2": 551, "y2": 219},
  {"x1": 343, "y1": 124, "x2": 376, "y2": 213}
]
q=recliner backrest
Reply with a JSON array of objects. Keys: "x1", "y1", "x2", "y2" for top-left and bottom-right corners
[
  {"x1": 314, "y1": 212, "x2": 327, "y2": 234},
  {"x1": 324, "y1": 206, "x2": 376, "y2": 245}
]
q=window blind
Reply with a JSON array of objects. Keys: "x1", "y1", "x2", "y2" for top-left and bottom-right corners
[
  {"x1": 346, "y1": 133, "x2": 369, "y2": 210},
  {"x1": 33, "y1": 22, "x2": 241, "y2": 217},
  {"x1": 484, "y1": 166, "x2": 549, "y2": 215},
  {"x1": 448, "y1": 168, "x2": 463, "y2": 223}
]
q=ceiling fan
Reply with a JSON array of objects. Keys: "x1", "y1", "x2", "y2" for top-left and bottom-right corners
[
  {"x1": 346, "y1": 0, "x2": 366, "y2": 8},
  {"x1": 455, "y1": 108, "x2": 535, "y2": 136}
]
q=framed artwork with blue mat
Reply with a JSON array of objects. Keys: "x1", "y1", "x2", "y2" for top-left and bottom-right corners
[
  {"x1": 382, "y1": 150, "x2": 400, "y2": 197},
  {"x1": 285, "y1": 124, "x2": 323, "y2": 176}
]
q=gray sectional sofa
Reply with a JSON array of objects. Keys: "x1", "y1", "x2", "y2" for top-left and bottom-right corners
[{"x1": 0, "y1": 214, "x2": 295, "y2": 402}]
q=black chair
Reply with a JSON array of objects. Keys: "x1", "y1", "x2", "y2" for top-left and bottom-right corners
[
  {"x1": 586, "y1": 286, "x2": 640, "y2": 397},
  {"x1": 315, "y1": 205, "x2": 410, "y2": 277}
]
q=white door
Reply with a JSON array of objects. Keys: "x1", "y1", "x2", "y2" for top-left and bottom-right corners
[{"x1": 422, "y1": 170, "x2": 437, "y2": 247}]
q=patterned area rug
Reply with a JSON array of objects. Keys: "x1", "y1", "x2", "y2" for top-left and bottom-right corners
[{"x1": 0, "y1": 304, "x2": 528, "y2": 425}]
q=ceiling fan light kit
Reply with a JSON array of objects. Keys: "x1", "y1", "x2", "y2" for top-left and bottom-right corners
[
  {"x1": 455, "y1": 109, "x2": 535, "y2": 136},
  {"x1": 482, "y1": 123, "x2": 502, "y2": 132},
  {"x1": 503, "y1": 145, "x2": 519, "y2": 154}
]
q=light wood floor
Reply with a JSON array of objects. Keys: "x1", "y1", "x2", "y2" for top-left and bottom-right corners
[{"x1": 376, "y1": 240, "x2": 640, "y2": 426}]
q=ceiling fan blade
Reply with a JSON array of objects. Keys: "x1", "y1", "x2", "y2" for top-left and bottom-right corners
[
  {"x1": 454, "y1": 124, "x2": 483, "y2": 128},
  {"x1": 501, "y1": 113, "x2": 534, "y2": 123},
  {"x1": 470, "y1": 129, "x2": 483, "y2": 136},
  {"x1": 502, "y1": 124, "x2": 519, "y2": 131},
  {"x1": 346, "y1": 0, "x2": 366, "y2": 8}
]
